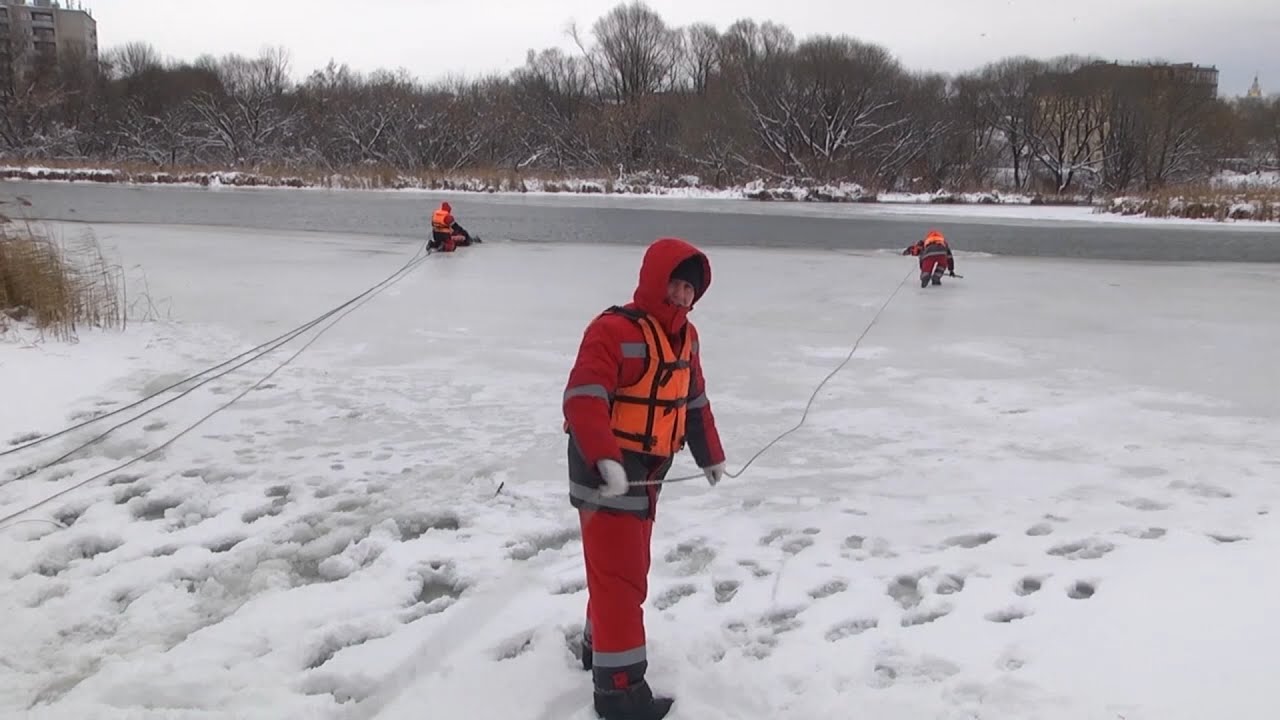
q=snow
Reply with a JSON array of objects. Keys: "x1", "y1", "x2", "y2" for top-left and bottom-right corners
[
  {"x1": 2, "y1": 222, "x2": 1279, "y2": 720},
  {"x1": 1211, "y1": 170, "x2": 1280, "y2": 189}
]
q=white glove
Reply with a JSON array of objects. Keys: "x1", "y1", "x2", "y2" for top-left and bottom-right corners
[
  {"x1": 597, "y1": 459, "x2": 629, "y2": 497},
  {"x1": 703, "y1": 462, "x2": 726, "y2": 487}
]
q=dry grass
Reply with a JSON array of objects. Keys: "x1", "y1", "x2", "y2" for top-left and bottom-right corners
[
  {"x1": 0, "y1": 218, "x2": 125, "y2": 341},
  {"x1": 1102, "y1": 185, "x2": 1280, "y2": 222}
]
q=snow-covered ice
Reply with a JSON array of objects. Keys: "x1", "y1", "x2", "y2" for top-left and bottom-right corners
[{"x1": 2, "y1": 222, "x2": 1279, "y2": 720}]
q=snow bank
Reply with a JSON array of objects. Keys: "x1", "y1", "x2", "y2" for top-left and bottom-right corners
[
  {"x1": 0, "y1": 164, "x2": 1089, "y2": 208},
  {"x1": 0, "y1": 166, "x2": 309, "y2": 188},
  {"x1": 1103, "y1": 194, "x2": 1279, "y2": 222},
  {"x1": 1210, "y1": 170, "x2": 1280, "y2": 189}
]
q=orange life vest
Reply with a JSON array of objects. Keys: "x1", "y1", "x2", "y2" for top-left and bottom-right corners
[
  {"x1": 563, "y1": 307, "x2": 691, "y2": 453},
  {"x1": 607, "y1": 307, "x2": 692, "y2": 457},
  {"x1": 431, "y1": 208, "x2": 453, "y2": 234},
  {"x1": 563, "y1": 307, "x2": 696, "y2": 453}
]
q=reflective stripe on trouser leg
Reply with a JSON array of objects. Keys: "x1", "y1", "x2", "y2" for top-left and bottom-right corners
[{"x1": 579, "y1": 508, "x2": 652, "y2": 690}]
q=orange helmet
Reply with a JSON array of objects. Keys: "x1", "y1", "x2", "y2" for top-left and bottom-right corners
[{"x1": 924, "y1": 229, "x2": 946, "y2": 245}]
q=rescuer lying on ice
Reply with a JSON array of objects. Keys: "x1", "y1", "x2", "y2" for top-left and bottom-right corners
[
  {"x1": 428, "y1": 201, "x2": 477, "y2": 252},
  {"x1": 562, "y1": 237, "x2": 728, "y2": 720},
  {"x1": 903, "y1": 229, "x2": 956, "y2": 287}
]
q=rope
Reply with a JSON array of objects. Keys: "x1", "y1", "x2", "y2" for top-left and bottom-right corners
[
  {"x1": 0, "y1": 241, "x2": 432, "y2": 462},
  {"x1": 354, "y1": 264, "x2": 916, "y2": 717},
  {"x1": 633, "y1": 267, "x2": 915, "y2": 486},
  {"x1": 0, "y1": 245, "x2": 435, "y2": 531}
]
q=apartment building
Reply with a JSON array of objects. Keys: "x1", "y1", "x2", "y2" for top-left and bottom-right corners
[{"x1": 0, "y1": 0, "x2": 97, "y2": 78}]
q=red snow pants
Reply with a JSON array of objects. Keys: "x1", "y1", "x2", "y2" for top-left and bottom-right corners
[
  {"x1": 920, "y1": 254, "x2": 951, "y2": 275},
  {"x1": 580, "y1": 508, "x2": 653, "y2": 690}
]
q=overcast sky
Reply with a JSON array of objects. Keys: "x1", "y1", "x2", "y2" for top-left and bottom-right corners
[{"x1": 82, "y1": 0, "x2": 1276, "y2": 96}]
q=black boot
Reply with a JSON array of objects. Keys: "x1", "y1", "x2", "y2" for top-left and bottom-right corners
[
  {"x1": 920, "y1": 274, "x2": 930, "y2": 288},
  {"x1": 581, "y1": 633, "x2": 593, "y2": 671},
  {"x1": 594, "y1": 681, "x2": 674, "y2": 720}
]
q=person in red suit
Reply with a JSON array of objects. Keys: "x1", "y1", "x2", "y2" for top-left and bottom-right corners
[
  {"x1": 561, "y1": 237, "x2": 727, "y2": 720},
  {"x1": 903, "y1": 229, "x2": 956, "y2": 287},
  {"x1": 429, "y1": 201, "x2": 474, "y2": 251}
]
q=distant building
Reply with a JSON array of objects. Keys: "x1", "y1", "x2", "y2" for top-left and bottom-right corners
[
  {"x1": 1073, "y1": 60, "x2": 1220, "y2": 97},
  {"x1": 1246, "y1": 75, "x2": 1263, "y2": 99},
  {"x1": 0, "y1": 0, "x2": 97, "y2": 81}
]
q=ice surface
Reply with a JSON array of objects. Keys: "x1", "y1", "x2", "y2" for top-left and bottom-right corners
[{"x1": 1, "y1": 223, "x2": 1278, "y2": 720}]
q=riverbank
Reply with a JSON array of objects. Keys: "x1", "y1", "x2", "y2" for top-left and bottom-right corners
[{"x1": 2, "y1": 162, "x2": 1278, "y2": 224}]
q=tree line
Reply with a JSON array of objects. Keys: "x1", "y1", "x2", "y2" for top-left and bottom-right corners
[{"x1": 2, "y1": 1, "x2": 1276, "y2": 194}]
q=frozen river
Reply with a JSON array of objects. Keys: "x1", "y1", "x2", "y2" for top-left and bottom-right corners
[{"x1": 4, "y1": 179, "x2": 1278, "y2": 262}]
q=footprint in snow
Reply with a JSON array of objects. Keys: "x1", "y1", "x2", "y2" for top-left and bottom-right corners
[
  {"x1": 869, "y1": 652, "x2": 961, "y2": 688},
  {"x1": 664, "y1": 538, "x2": 716, "y2": 575},
  {"x1": 842, "y1": 534, "x2": 896, "y2": 560},
  {"x1": 505, "y1": 528, "x2": 579, "y2": 560},
  {"x1": 985, "y1": 607, "x2": 1032, "y2": 623},
  {"x1": 759, "y1": 528, "x2": 817, "y2": 555},
  {"x1": 8, "y1": 431, "x2": 42, "y2": 446},
  {"x1": 825, "y1": 618, "x2": 877, "y2": 641},
  {"x1": 809, "y1": 579, "x2": 848, "y2": 599},
  {"x1": 901, "y1": 603, "x2": 952, "y2": 627},
  {"x1": 1014, "y1": 576, "x2": 1044, "y2": 596},
  {"x1": 552, "y1": 579, "x2": 586, "y2": 596},
  {"x1": 305, "y1": 626, "x2": 391, "y2": 670},
  {"x1": 1025, "y1": 522, "x2": 1054, "y2": 536},
  {"x1": 713, "y1": 579, "x2": 740, "y2": 604},
  {"x1": 1046, "y1": 539, "x2": 1114, "y2": 560},
  {"x1": 394, "y1": 512, "x2": 460, "y2": 539},
  {"x1": 1169, "y1": 480, "x2": 1232, "y2": 499},
  {"x1": 1119, "y1": 497, "x2": 1169, "y2": 512},
  {"x1": 722, "y1": 608, "x2": 805, "y2": 659},
  {"x1": 1067, "y1": 580, "x2": 1096, "y2": 599},
  {"x1": 653, "y1": 584, "x2": 697, "y2": 611},
  {"x1": 736, "y1": 559, "x2": 771, "y2": 578},
  {"x1": 493, "y1": 631, "x2": 536, "y2": 661},
  {"x1": 942, "y1": 532, "x2": 998, "y2": 549}
]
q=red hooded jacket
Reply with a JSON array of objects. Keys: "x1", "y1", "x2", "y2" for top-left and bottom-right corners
[{"x1": 563, "y1": 238, "x2": 725, "y2": 476}]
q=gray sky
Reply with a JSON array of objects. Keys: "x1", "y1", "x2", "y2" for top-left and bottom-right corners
[{"x1": 86, "y1": 0, "x2": 1275, "y2": 96}]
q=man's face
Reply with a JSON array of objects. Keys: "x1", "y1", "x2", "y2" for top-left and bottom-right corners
[{"x1": 666, "y1": 279, "x2": 696, "y2": 309}]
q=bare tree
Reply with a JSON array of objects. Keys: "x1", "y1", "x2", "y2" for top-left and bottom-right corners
[
  {"x1": 579, "y1": 1, "x2": 681, "y2": 103},
  {"x1": 510, "y1": 48, "x2": 600, "y2": 170},
  {"x1": 1138, "y1": 73, "x2": 1219, "y2": 187},
  {"x1": 970, "y1": 57, "x2": 1045, "y2": 190},
  {"x1": 939, "y1": 73, "x2": 1001, "y2": 190},
  {"x1": 718, "y1": 18, "x2": 799, "y2": 176},
  {"x1": 681, "y1": 23, "x2": 720, "y2": 95},
  {"x1": 1024, "y1": 59, "x2": 1110, "y2": 192},
  {"x1": 189, "y1": 47, "x2": 298, "y2": 166},
  {"x1": 786, "y1": 35, "x2": 907, "y2": 180},
  {"x1": 107, "y1": 41, "x2": 163, "y2": 80}
]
